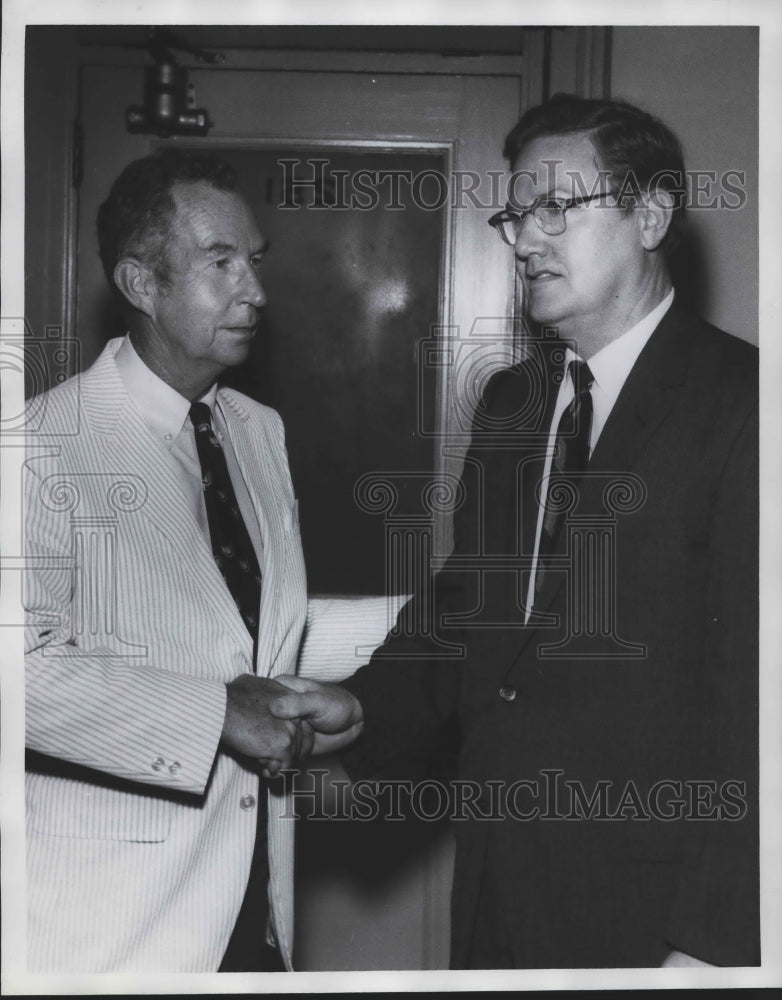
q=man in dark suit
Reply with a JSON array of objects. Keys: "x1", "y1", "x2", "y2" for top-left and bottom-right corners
[{"x1": 271, "y1": 94, "x2": 759, "y2": 969}]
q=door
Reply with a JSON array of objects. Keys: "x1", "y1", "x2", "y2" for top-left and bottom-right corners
[
  {"x1": 71, "y1": 49, "x2": 531, "y2": 969},
  {"x1": 76, "y1": 57, "x2": 532, "y2": 547},
  {"x1": 201, "y1": 144, "x2": 446, "y2": 596}
]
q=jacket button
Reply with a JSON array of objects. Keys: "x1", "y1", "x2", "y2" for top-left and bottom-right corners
[
  {"x1": 168, "y1": 761, "x2": 181, "y2": 775},
  {"x1": 151, "y1": 756, "x2": 165, "y2": 771},
  {"x1": 499, "y1": 685, "x2": 517, "y2": 702},
  {"x1": 240, "y1": 794, "x2": 256, "y2": 811}
]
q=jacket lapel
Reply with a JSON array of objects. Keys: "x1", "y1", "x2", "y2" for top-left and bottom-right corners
[
  {"x1": 516, "y1": 305, "x2": 696, "y2": 652},
  {"x1": 586, "y1": 306, "x2": 692, "y2": 479},
  {"x1": 80, "y1": 342, "x2": 251, "y2": 650},
  {"x1": 217, "y1": 389, "x2": 289, "y2": 667}
]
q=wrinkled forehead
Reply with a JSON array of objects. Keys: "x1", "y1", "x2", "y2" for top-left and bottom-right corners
[
  {"x1": 168, "y1": 180, "x2": 259, "y2": 239},
  {"x1": 508, "y1": 131, "x2": 608, "y2": 205}
]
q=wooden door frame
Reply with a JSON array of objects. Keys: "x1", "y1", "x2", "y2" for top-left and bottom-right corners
[{"x1": 24, "y1": 26, "x2": 613, "y2": 373}]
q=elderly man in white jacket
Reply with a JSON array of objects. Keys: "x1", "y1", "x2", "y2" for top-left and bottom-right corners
[{"x1": 24, "y1": 148, "x2": 398, "y2": 974}]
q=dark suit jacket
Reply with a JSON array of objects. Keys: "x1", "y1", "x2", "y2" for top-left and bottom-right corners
[{"x1": 341, "y1": 305, "x2": 759, "y2": 968}]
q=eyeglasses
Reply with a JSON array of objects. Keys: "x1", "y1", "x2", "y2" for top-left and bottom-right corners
[{"x1": 488, "y1": 192, "x2": 612, "y2": 244}]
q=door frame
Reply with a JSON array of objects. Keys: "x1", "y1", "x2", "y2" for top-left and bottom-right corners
[{"x1": 67, "y1": 48, "x2": 542, "y2": 565}]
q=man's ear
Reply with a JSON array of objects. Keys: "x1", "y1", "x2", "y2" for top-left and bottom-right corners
[
  {"x1": 113, "y1": 258, "x2": 157, "y2": 316},
  {"x1": 638, "y1": 187, "x2": 674, "y2": 251}
]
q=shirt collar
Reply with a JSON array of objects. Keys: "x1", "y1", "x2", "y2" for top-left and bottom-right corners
[{"x1": 114, "y1": 336, "x2": 218, "y2": 447}]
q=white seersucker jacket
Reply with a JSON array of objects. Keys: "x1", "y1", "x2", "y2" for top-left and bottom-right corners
[{"x1": 24, "y1": 337, "x2": 309, "y2": 972}]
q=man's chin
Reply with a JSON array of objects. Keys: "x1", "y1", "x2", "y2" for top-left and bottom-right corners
[
  {"x1": 220, "y1": 331, "x2": 255, "y2": 362},
  {"x1": 524, "y1": 305, "x2": 565, "y2": 333}
]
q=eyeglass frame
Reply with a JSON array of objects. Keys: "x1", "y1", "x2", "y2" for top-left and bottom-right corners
[{"x1": 487, "y1": 191, "x2": 615, "y2": 244}]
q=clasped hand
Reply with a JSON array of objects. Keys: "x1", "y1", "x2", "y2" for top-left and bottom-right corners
[{"x1": 221, "y1": 674, "x2": 364, "y2": 776}]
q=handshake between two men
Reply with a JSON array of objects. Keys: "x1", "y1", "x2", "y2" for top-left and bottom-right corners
[{"x1": 220, "y1": 674, "x2": 362, "y2": 777}]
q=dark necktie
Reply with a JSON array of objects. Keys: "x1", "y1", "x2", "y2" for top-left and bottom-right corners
[
  {"x1": 189, "y1": 402, "x2": 262, "y2": 645},
  {"x1": 535, "y1": 359, "x2": 594, "y2": 600},
  {"x1": 190, "y1": 407, "x2": 271, "y2": 970}
]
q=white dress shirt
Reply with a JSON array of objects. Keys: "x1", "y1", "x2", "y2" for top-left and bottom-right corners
[
  {"x1": 524, "y1": 289, "x2": 674, "y2": 620},
  {"x1": 114, "y1": 335, "x2": 264, "y2": 565}
]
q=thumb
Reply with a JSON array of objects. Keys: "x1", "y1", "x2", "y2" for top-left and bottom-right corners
[{"x1": 268, "y1": 691, "x2": 315, "y2": 720}]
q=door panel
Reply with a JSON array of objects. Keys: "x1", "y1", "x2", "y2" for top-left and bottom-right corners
[{"x1": 212, "y1": 146, "x2": 444, "y2": 595}]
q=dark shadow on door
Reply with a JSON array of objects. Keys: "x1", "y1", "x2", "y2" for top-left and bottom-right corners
[{"x1": 212, "y1": 147, "x2": 445, "y2": 596}]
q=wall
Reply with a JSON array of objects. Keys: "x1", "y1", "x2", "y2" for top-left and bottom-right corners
[{"x1": 610, "y1": 26, "x2": 758, "y2": 345}]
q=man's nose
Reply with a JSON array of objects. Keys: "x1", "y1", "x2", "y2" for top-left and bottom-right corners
[
  {"x1": 513, "y1": 210, "x2": 546, "y2": 261},
  {"x1": 240, "y1": 264, "x2": 266, "y2": 308}
]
